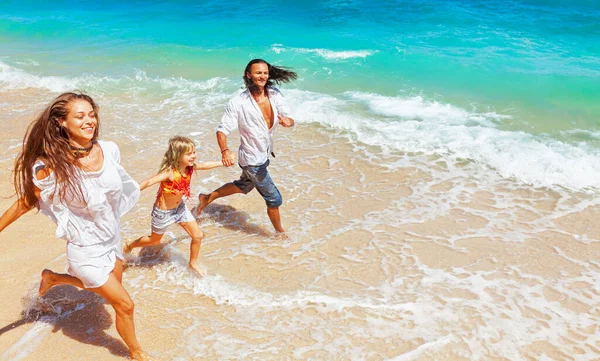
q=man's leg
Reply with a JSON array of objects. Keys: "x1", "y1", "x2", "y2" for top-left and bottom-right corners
[
  {"x1": 197, "y1": 182, "x2": 244, "y2": 214},
  {"x1": 251, "y1": 161, "x2": 285, "y2": 233},
  {"x1": 267, "y1": 206, "x2": 285, "y2": 233}
]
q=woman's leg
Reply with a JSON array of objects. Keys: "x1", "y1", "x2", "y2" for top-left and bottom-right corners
[
  {"x1": 39, "y1": 269, "x2": 84, "y2": 296},
  {"x1": 178, "y1": 221, "x2": 205, "y2": 276},
  {"x1": 40, "y1": 256, "x2": 125, "y2": 295},
  {"x1": 91, "y1": 264, "x2": 153, "y2": 360},
  {"x1": 113, "y1": 258, "x2": 123, "y2": 283}
]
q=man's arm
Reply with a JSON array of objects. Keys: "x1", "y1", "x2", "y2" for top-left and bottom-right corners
[{"x1": 217, "y1": 131, "x2": 236, "y2": 167}]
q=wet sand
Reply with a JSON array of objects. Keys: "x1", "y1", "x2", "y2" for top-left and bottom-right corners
[{"x1": 1, "y1": 89, "x2": 599, "y2": 360}]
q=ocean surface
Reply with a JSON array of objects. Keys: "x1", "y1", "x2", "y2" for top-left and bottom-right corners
[
  {"x1": 1, "y1": 0, "x2": 599, "y2": 190},
  {"x1": 1, "y1": 1, "x2": 599, "y2": 360}
]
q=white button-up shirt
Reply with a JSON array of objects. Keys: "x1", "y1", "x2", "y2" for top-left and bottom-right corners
[{"x1": 216, "y1": 86, "x2": 291, "y2": 167}]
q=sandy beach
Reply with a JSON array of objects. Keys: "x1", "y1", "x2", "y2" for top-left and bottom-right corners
[{"x1": 1, "y1": 87, "x2": 599, "y2": 360}]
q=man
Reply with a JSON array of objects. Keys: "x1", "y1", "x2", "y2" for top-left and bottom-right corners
[{"x1": 196, "y1": 59, "x2": 297, "y2": 234}]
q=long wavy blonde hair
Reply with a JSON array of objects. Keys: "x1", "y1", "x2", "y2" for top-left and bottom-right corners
[{"x1": 158, "y1": 136, "x2": 195, "y2": 174}]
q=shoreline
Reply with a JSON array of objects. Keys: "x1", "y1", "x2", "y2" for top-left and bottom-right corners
[{"x1": 0, "y1": 91, "x2": 598, "y2": 359}]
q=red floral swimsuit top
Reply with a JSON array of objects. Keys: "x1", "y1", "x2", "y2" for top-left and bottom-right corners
[{"x1": 158, "y1": 166, "x2": 193, "y2": 198}]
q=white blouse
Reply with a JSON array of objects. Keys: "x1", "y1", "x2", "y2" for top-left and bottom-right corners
[{"x1": 31, "y1": 141, "x2": 140, "y2": 288}]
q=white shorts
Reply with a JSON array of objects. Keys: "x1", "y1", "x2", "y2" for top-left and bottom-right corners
[
  {"x1": 151, "y1": 201, "x2": 195, "y2": 234},
  {"x1": 66, "y1": 240, "x2": 123, "y2": 289}
]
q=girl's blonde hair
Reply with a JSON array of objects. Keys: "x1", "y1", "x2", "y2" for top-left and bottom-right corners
[{"x1": 158, "y1": 136, "x2": 196, "y2": 173}]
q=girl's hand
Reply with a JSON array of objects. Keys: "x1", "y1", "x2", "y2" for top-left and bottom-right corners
[{"x1": 278, "y1": 115, "x2": 294, "y2": 128}]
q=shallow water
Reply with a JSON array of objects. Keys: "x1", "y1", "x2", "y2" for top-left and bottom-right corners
[{"x1": 1, "y1": 0, "x2": 599, "y2": 359}]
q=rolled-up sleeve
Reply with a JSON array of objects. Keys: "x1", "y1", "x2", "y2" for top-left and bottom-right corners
[
  {"x1": 216, "y1": 100, "x2": 238, "y2": 136},
  {"x1": 273, "y1": 89, "x2": 291, "y2": 118}
]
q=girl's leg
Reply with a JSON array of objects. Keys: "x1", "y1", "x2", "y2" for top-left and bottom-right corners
[
  {"x1": 39, "y1": 269, "x2": 84, "y2": 296},
  {"x1": 124, "y1": 232, "x2": 164, "y2": 253},
  {"x1": 178, "y1": 221, "x2": 205, "y2": 276},
  {"x1": 91, "y1": 264, "x2": 154, "y2": 361}
]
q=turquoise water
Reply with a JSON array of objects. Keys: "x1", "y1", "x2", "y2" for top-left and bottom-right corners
[
  {"x1": 2, "y1": 3, "x2": 600, "y2": 360},
  {"x1": 1, "y1": 0, "x2": 599, "y2": 189}
]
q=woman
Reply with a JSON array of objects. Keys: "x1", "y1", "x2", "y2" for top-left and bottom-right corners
[{"x1": 0, "y1": 92, "x2": 154, "y2": 361}]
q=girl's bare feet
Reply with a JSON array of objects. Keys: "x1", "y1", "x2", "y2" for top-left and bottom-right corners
[{"x1": 189, "y1": 262, "x2": 206, "y2": 277}]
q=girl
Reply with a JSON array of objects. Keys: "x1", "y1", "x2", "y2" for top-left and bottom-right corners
[
  {"x1": 124, "y1": 136, "x2": 224, "y2": 276},
  {"x1": 0, "y1": 92, "x2": 153, "y2": 361}
]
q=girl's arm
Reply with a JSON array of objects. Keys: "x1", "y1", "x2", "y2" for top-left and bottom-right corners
[
  {"x1": 139, "y1": 170, "x2": 172, "y2": 191},
  {"x1": 193, "y1": 160, "x2": 226, "y2": 171}
]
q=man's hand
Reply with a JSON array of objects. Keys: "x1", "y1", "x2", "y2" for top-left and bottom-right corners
[
  {"x1": 221, "y1": 149, "x2": 236, "y2": 167},
  {"x1": 278, "y1": 115, "x2": 294, "y2": 128}
]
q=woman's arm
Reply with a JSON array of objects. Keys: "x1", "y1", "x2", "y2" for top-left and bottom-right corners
[
  {"x1": 0, "y1": 193, "x2": 37, "y2": 233},
  {"x1": 139, "y1": 170, "x2": 172, "y2": 191},
  {"x1": 1, "y1": 168, "x2": 45, "y2": 232}
]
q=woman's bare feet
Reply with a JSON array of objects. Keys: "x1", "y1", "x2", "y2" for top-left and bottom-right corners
[
  {"x1": 39, "y1": 269, "x2": 56, "y2": 296},
  {"x1": 195, "y1": 194, "x2": 209, "y2": 215},
  {"x1": 188, "y1": 262, "x2": 206, "y2": 277}
]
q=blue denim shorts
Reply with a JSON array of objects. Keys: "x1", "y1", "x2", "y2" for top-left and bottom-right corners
[
  {"x1": 151, "y1": 201, "x2": 195, "y2": 234},
  {"x1": 233, "y1": 159, "x2": 283, "y2": 208}
]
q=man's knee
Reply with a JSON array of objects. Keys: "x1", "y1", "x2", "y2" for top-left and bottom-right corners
[{"x1": 265, "y1": 190, "x2": 283, "y2": 208}]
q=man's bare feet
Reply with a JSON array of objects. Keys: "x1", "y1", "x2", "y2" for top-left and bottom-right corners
[
  {"x1": 273, "y1": 232, "x2": 288, "y2": 240},
  {"x1": 195, "y1": 194, "x2": 209, "y2": 215},
  {"x1": 188, "y1": 262, "x2": 206, "y2": 277},
  {"x1": 130, "y1": 350, "x2": 157, "y2": 361},
  {"x1": 39, "y1": 269, "x2": 56, "y2": 296}
]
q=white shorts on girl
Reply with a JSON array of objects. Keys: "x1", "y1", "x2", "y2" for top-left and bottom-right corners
[{"x1": 151, "y1": 201, "x2": 195, "y2": 234}]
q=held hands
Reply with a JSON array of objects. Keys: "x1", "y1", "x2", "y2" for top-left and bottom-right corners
[
  {"x1": 221, "y1": 149, "x2": 236, "y2": 167},
  {"x1": 278, "y1": 115, "x2": 294, "y2": 128}
]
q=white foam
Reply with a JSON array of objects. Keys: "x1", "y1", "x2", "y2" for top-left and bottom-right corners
[
  {"x1": 287, "y1": 89, "x2": 600, "y2": 191},
  {"x1": 386, "y1": 335, "x2": 456, "y2": 361},
  {"x1": 271, "y1": 45, "x2": 378, "y2": 60},
  {"x1": 0, "y1": 61, "x2": 75, "y2": 92},
  {"x1": 2, "y1": 61, "x2": 598, "y2": 191}
]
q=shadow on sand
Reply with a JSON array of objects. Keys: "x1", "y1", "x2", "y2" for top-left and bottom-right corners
[
  {"x1": 194, "y1": 203, "x2": 272, "y2": 238},
  {"x1": 0, "y1": 285, "x2": 129, "y2": 358}
]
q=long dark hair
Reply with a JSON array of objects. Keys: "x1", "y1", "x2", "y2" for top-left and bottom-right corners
[
  {"x1": 14, "y1": 92, "x2": 100, "y2": 208},
  {"x1": 243, "y1": 59, "x2": 297, "y2": 95}
]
